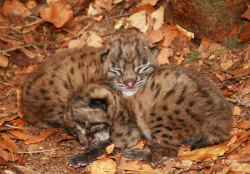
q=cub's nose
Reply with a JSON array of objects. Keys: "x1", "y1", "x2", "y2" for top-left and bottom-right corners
[{"x1": 125, "y1": 79, "x2": 135, "y2": 87}]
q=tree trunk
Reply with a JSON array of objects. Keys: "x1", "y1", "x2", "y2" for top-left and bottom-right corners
[{"x1": 166, "y1": 0, "x2": 248, "y2": 42}]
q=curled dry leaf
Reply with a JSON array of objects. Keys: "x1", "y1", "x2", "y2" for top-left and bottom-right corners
[
  {"x1": 2, "y1": 0, "x2": 31, "y2": 18},
  {"x1": 2, "y1": 134, "x2": 19, "y2": 153},
  {"x1": 236, "y1": 119, "x2": 250, "y2": 129},
  {"x1": 162, "y1": 25, "x2": 191, "y2": 47},
  {"x1": 179, "y1": 143, "x2": 229, "y2": 162},
  {"x1": 128, "y1": 11, "x2": 149, "y2": 33},
  {"x1": 85, "y1": 158, "x2": 116, "y2": 174},
  {"x1": 88, "y1": 4, "x2": 103, "y2": 21},
  {"x1": 0, "y1": 54, "x2": 8, "y2": 68},
  {"x1": 176, "y1": 25, "x2": 194, "y2": 40},
  {"x1": 198, "y1": 38, "x2": 213, "y2": 52},
  {"x1": 157, "y1": 48, "x2": 174, "y2": 65},
  {"x1": 150, "y1": 6, "x2": 164, "y2": 31},
  {"x1": 40, "y1": 0, "x2": 73, "y2": 28},
  {"x1": 241, "y1": 8, "x2": 250, "y2": 20}
]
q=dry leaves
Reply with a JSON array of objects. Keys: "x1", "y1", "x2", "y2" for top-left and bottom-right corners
[{"x1": 40, "y1": 0, "x2": 73, "y2": 28}]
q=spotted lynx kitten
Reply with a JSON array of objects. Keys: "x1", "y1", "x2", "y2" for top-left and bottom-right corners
[
  {"x1": 64, "y1": 65, "x2": 233, "y2": 168},
  {"x1": 21, "y1": 34, "x2": 158, "y2": 130}
]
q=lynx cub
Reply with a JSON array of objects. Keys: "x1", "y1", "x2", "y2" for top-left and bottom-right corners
[
  {"x1": 64, "y1": 65, "x2": 233, "y2": 168},
  {"x1": 21, "y1": 34, "x2": 158, "y2": 130}
]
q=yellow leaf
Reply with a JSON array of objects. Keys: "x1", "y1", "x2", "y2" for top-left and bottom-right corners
[
  {"x1": 150, "y1": 6, "x2": 164, "y2": 31},
  {"x1": 156, "y1": 48, "x2": 174, "y2": 65},
  {"x1": 128, "y1": 11, "x2": 149, "y2": 33},
  {"x1": 106, "y1": 144, "x2": 114, "y2": 154},
  {"x1": 86, "y1": 158, "x2": 116, "y2": 174}
]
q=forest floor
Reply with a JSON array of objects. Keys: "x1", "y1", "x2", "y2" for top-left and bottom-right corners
[{"x1": 1, "y1": 0, "x2": 250, "y2": 173}]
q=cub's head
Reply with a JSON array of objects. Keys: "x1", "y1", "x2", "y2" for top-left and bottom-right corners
[
  {"x1": 102, "y1": 33, "x2": 158, "y2": 96},
  {"x1": 63, "y1": 82, "x2": 116, "y2": 148}
]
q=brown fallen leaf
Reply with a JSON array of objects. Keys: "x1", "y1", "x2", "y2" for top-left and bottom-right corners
[
  {"x1": 16, "y1": 89, "x2": 24, "y2": 118},
  {"x1": 0, "y1": 115, "x2": 19, "y2": 127},
  {"x1": 233, "y1": 105, "x2": 241, "y2": 116},
  {"x1": 120, "y1": 160, "x2": 141, "y2": 171},
  {"x1": 146, "y1": 29, "x2": 164, "y2": 43},
  {"x1": 179, "y1": 143, "x2": 229, "y2": 162},
  {"x1": 8, "y1": 130, "x2": 34, "y2": 141},
  {"x1": 156, "y1": 48, "x2": 173, "y2": 65},
  {"x1": 150, "y1": 6, "x2": 164, "y2": 31},
  {"x1": 228, "y1": 141, "x2": 250, "y2": 162},
  {"x1": 241, "y1": 8, "x2": 250, "y2": 20},
  {"x1": 0, "y1": 155, "x2": 9, "y2": 167},
  {"x1": 128, "y1": 11, "x2": 149, "y2": 33},
  {"x1": 2, "y1": 0, "x2": 31, "y2": 18},
  {"x1": 25, "y1": 129, "x2": 52, "y2": 144},
  {"x1": 140, "y1": 0, "x2": 159, "y2": 6},
  {"x1": 1, "y1": 134, "x2": 19, "y2": 153},
  {"x1": 69, "y1": 39, "x2": 87, "y2": 48},
  {"x1": 0, "y1": 53, "x2": 8, "y2": 67},
  {"x1": 40, "y1": 0, "x2": 73, "y2": 28},
  {"x1": 215, "y1": 71, "x2": 224, "y2": 81},
  {"x1": 236, "y1": 119, "x2": 250, "y2": 129},
  {"x1": 198, "y1": 38, "x2": 213, "y2": 52}
]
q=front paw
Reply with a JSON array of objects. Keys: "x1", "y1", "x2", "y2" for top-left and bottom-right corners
[
  {"x1": 124, "y1": 148, "x2": 152, "y2": 161},
  {"x1": 68, "y1": 152, "x2": 95, "y2": 168}
]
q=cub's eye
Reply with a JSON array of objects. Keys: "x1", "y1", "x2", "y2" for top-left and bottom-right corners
[
  {"x1": 136, "y1": 66, "x2": 148, "y2": 73},
  {"x1": 115, "y1": 69, "x2": 123, "y2": 75}
]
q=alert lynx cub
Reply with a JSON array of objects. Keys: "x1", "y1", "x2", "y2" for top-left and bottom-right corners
[
  {"x1": 64, "y1": 65, "x2": 233, "y2": 168},
  {"x1": 21, "y1": 33, "x2": 158, "y2": 129}
]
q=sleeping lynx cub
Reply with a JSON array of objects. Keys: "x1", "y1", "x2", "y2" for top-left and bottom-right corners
[
  {"x1": 64, "y1": 65, "x2": 233, "y2": 168},
  {"x1": 21, "y1": 33, "x2": 158, "y2": 130}
]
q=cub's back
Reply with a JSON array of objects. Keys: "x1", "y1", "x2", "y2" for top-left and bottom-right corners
[
  {"x1": 135, "y1": 64, "x2": 233, "y2": 148},
  {"x1": 21, "y1": 47, "x2": 106, "y2": 128}
]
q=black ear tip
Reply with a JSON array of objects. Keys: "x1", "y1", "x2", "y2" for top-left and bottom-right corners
[
  {"x1": 101, "y1": 50, "x2": 110, "y2": 62},
  {"x1": 150, "y1": 47, "x2": 158, "y2": 57},
  {"x1": 89, "y1": 99, "x2": 108, "y2": 111}
]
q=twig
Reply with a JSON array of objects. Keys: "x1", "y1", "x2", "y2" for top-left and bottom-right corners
[
  {"x1": 106, "y1": 13, "x2": 131, "y2": 21},
  {"x1": 77, "y1": 22, "x2": 92, "y2": 36},
  {"x1": 16, "y1": 148, "x2": 60, "y2": 154},
  {"x1": 0, "y1": 34, "x2": 21, "y2": 41},
  {"x1": 120, "y1": 168, "x2": 162, "y2": 174},
  {"x1": 78, "y1": 10, "x2": 108, "y2": 21},
  {"x1": 239, "y1": 47, "x2": 250, "y2": 55},
  {"x1": 0, "y1": 43, "x2": 47, "y2": 56},
  {"x1": 226, "y1": 98, "x2": 250, "y2": 108}
]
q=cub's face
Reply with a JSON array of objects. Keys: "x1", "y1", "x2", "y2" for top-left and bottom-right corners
[
  {"x1": 64, "y1": 83, "x2": 116, "y2": 148},
  {"x1": 102, "y1": 34, "x2": 158, "y2": 96}
]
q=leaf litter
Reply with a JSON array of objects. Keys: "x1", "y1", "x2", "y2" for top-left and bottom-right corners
[{"x1": 0, "y1": 0, "x2": 250, "y2": 173}]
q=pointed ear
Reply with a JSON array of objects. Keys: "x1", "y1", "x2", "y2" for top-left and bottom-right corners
[
  {"x1": 101, "y1": 50, "x2": 110, "y2": 62},
  {"x1": 89, "y1": 99, "x2": 107, "y2": 111},
  {"x1": 150, "y1": 47, "x2": 158, "y2": 57}
]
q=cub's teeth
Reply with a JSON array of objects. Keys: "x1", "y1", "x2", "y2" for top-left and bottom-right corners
[
  {"x1": 78, "y1": 164, "x2": 81, "y2": 167},
  {"x1": 69, "y1": 164, "x2": 71, "y2": 167}
]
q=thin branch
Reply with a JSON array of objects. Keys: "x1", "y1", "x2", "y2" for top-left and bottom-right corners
[
  {"x1": 78, "y1": 10, "x2": 108, "y2": 21},
  {"x1": 120, "y1": 168, "x2": 162, "y2": 174},
  {"x1": 16, "y1": 148, "x2": 60, "y2": 154},
  {"x1": 226, "y1": 98, "x2": 250, "y2": 108},
  {"x1": 0, "y1": 43, "x2": 47, "y2": 56}
]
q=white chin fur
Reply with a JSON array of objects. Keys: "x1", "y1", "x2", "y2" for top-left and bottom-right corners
[{"x1": 122, "y1": 88, "x2": 139, "y2": 96}]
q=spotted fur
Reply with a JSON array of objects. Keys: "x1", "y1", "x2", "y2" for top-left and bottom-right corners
[
  {"x1": 64, "y1": 65, "x2": 233, "y2": 168},
  {"x1": 21, "y1": 34, "x2": 158, "y2": 130}
]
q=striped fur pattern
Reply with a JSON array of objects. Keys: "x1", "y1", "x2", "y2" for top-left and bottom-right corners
[{"x1": 64, "y1": 65, "x2": 233, "y2": 168}]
